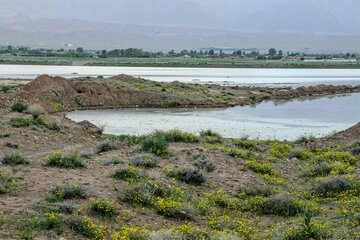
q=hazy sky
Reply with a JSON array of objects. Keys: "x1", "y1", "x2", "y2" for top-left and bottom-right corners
[
  {"x1": 1, "y1": 0, "x2": 360, "y2": 34},
  {"x1": 1, "y1": 0, "x2": 360, "y2": 50}
]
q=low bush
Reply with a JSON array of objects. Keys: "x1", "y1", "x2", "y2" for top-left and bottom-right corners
[
  {"x1": 233, "y1": 139, "x2": 258, "y2": 150},
  {"x1": 193, "y1": 158, "x2": 215, "y2": 172},
  {"x1": 89, "y1": 199, "x2": 117, "y2": 218},
  {"x1": 39, "y1": 212, "x2": 65, "y2": 234},
  {"x1": 129, "y1": 153, "x2": 159, "y2": 168},
  {"x1": 318, "y1": 151, "x2": 358, "y2": 165},
  {"x1": 282, "y1": 210, "x2": 330, "y2": 240},
  {"x1": 103, "y1": 157, "x2": 123, "y2": 166},
  {"x1": 313, "y1": 176, "x2": 352, "y2": 197},
  {"x1": 351, "y1": 147, "x2": 360, "y2": 156},
  {"x1": 67, "y1": 216, "x2": 106, "y2": 240},
  {"x1": 204, "y1": 189, "x2": 240, "y2": 209},
  {"x1": 117, "y1": 134, "x2": 144, "y2": 144},
  {"x1": 208, "y1": 215, "x2": 255, "y2": 239},
  {"x1": 270, "y1": 142, "x2": 293, "y2": 158},
  {"x1": 200, "y1": 129, "x2": 221, "y2": 138},
  {"x1": 11, "y1": 102, "x2": 28, "y2": 113},
  {"x1": 4, "y1": 142, "x2": 19, "y2": 149},
  {"x1": 112, "y1": 165, "x2": 143, "y2": 182},
  {"x1": 1, "y1": 152, "x2": 29, "y2": 166},
  {"x1": 47, "y1": 182, "x2": 88, "y2": 202},
  {"x1": 0, "y1": 133, "x2": 10, "y2": 138},
  {"x1": 245, "y1": 160, "x2": 275, "y2": 175},
  {"x1": 289, "y1": 150, "x2": 313, "y2": 161},
  {"x1": 303, "y1": 161, "x2": 352, "y2": 177},
  {"x1": 121, "y1": 179, "x2": 183, "y2": 208},
  {"x1": 26, "y1": 104, "x2": 46, "y2": 118},
  {"x1": 95, "y1": 140, "x2": 117, "y2": 154},
  {"x1": 294, "y1": 135, "x2": 317, "y2": 144},
  {"x1": 200, "y1": 129, "x2": 222, "y2": 143},
  {"x1": 9, "y1": 117, "x2": 31, "y2": 128},
  {"x1": 141, "y1": 132, "x2": 169, "y2": 156},
  {"x1": 255, "y1": 195, "x2": 304, "y2": 217},
  {"x1": 167, "y1": 168, "x2": 206, "y2": 185},
  {"x1": 236, "y1": 184, "x2": 272, "y2": 198},
  {"x1": 0, "y1": 172, "x2": 14, "y2": 194},
  {"x1": 44, "y1": 152, "x2": 85, "y2": 168},
  {"x1": 153, "y1": 197, "x2": 192, "y2": 220},
  {"x1": 161, "y1": 129, "x2": 199, "y2": 143}
]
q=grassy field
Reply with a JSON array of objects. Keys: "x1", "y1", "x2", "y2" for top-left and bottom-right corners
[{"x1": 1, "y1": 53, "x2": 360, "y2": 68}]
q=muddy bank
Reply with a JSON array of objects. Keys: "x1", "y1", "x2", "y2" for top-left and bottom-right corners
[{"x1": 0, "y1": 74, "x2": 360, "y2": 112}]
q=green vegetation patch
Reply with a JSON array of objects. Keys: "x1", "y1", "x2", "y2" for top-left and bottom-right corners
[
  {"x1": 1, "y1": 152, "x2": 29, "y2": 166},
  {"x1": 44, "y1": 152, "x2": 85, "y2": 168}
]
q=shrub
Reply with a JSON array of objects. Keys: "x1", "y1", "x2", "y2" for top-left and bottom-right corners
[
  {"x1": 208, "y1": 215, "x2": 254, "y2": 239},
  {"x1": 114, "y1": 226, "x2": 150, "y2": 240},
  {"x1": 89, "y1": 199, "x2": 117, "y2": 218},
  {"x1": 294, "y1": 135, "x2": 317, "y2": 144},
  {"x1": 313, "y1": 176, "x2": 352, "y2": 197},
  {"x1": 95, "y1": 140, "x2": 117, "y2": 154},
  {"x1": 153, "y1": 197, "x2": 192, "y2": 220},
  {"x1": 10, "y1": 117, "x2": 31, "y2": 128},
  {"x1": 168, "y1": 168, "x2": 206, "y2": 185},
  {"x1": 0, "y1": 172, "x2": 14, "y2": 194},
  {"x1": 47, "y1": 182, "x2": 88, "y2": 202},
  {"x1": 44, "y1": 152, "x2": 85, "y2": 168},
  {"x1": 40, "y1": 212, "x2": 65, "y2": 234},
  {"x1": 200, "y1": 129, "x2": 222, "y2": 138},
  {"x1": 129, "y1": 153, "x2": 159, "y2": 168},
  {"x1": 233, "y1": 139, "x2": 257, "y2": 150},
  {"x1": 67, "y1": 216, "x2": 106, "y2": 240},
  {"x1": 0, "y1": 133, "x2": 10, "y2": 138},
  {"x1": 112, "y1": 165, "x2": 143, "y2": 182},
  {"x1": 351, "y1": 147, "x2": 360, "y2": 156},
  {"x1": 141, "y1": 132, "x2": 169, "y2": 156},
  {"x1": 270, "y1": 142, "x2": 293, "y2": 158},
  {"x1": 103, "y1": 157, "x2": 123, "y2": 166},
  {"x1": 26, "y1": 104, "x2": 46, "y2": 118},
  {"x1": 245, "y1": 160, "x2": 275, "y2": 175},
  {"x1": 282, "y1": 210, "x2": 330, "y2": 240},
  {"x1": 193, "y1": 158, "x2": 215, "y2": 172},
  {"x1": 161, "y1": 129, "x2": 199, "y2": 143},
  {"x1": 318, "y1": 151, "x2": 358, "y2": 165},
  {"x1": 1, "y1": 152, "x2": 29, "y2": 166},
  {"x1": 303, "y1": 161, "x2": 333, "y2": 178},
  {"x1": 121, "y1": 179, "x2": 183, "y2": 208},
  {"x1": 173, "y1": 224, "x2": 209, "y2": 240},
  {"x1": 204, "y1": 189, "x2": 240, "y2": 209},
  {"x1": 117, "y1": 134, "x2": 144, "y2": 144},
  {"x1": 256, "y1": 195, "x2": 304, "y2": 217},
  {"x1": 236, "y1": 184, "x2": 272, "y2": 198},
  {"x1": 52, "y1": 203, "x2": 77, "y2": 214},
  {"x1": 11, "y1": 102, "x2": 28, "y2": 113},
  {"x1": 4, "y1": 142, "x2": 19, "y2": 149},
  {"x1": 289, "y1": 150, "x2": 313, "y2": 161},
  {"x1": 121, "y1": 180, "x2": 163, "y2": 207}
]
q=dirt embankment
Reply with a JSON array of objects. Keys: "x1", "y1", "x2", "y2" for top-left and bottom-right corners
[{"x1": 0, "y1": 74, "x2": 359, "y2": 112}]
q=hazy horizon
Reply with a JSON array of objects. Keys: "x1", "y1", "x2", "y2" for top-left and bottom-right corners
[{"x1": 1, "y1": 0, "x2": 360, "y2": 51}]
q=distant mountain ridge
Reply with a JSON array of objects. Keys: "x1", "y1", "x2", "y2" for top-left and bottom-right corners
[{"x1": 1, "y1": 0, "x2": 360, "y2": 50}]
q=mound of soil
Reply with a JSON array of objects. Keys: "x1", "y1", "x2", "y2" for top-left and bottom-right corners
[{"x1": 0, "y1": 75, "x2": 213, "y2": 112}]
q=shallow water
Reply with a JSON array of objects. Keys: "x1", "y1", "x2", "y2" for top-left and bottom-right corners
[
  {"x1": 67, "y1": 93, "x2": 360, "y2": 140},
  {"x1": 2, "y1": 64, "x2": 360, "y2": 87}
]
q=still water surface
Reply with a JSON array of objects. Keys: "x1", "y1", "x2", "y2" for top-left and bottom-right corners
[
  {"x1": 67, "y1": 93, "x2": 360, "y2": 140},
  {"x1": 2, "y1": 64, "x2": 360, "y2": 87}
]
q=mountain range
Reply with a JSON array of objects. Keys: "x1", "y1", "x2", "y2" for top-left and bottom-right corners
[{"x1": 0, "y1": 0, "x2": 360, "y2": 51}]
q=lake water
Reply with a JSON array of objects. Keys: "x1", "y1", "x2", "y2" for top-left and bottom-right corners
[
  {"x1": 67, "y1": 93, "x2": 360, "y2": 140},
  {"x1": 1, "y1": 64, "x2": 360, "y2": 87}
]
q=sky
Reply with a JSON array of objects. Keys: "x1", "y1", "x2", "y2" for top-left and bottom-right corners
[{"x1": 1, "y1": 0, "x2": 360, "y2": 50}]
